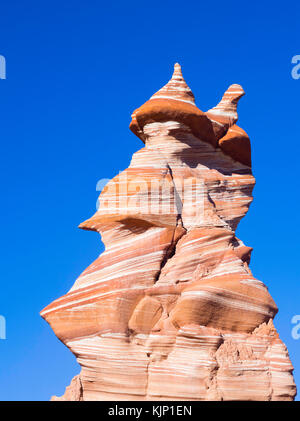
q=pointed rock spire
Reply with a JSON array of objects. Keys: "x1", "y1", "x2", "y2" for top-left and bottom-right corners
[
  {"x1": 206, "y1": 84, "x2": 245, "y2": 127},
  {"x1": 150, "y1": 63, "x2": 196, "y2": 105},
  {"x1": 130, "y1": 63, "x2": 221, "y2": 148}
]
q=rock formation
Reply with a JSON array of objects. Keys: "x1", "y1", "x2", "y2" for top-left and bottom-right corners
[{"x1": 41, "y1": 64, "x2": 296, "y2": 401}]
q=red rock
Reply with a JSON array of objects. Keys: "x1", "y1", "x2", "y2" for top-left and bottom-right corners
[
  {"x1": 206, "y1": 83, "x2": 245, "y2": 140},
  {"x1": 41, "y1": 64, "x2": 296, "y2": 401},
  {"x1": 130, "y1": 63, "x2": 217, "y2": 147},
  {"x1": 219, "y1": 124, "x2": 251, "y2": 167}
]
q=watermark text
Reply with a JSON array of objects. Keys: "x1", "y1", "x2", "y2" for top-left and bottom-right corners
[
  {"x1": 0, "y1": 55, "x2": 6, "y2": 79},
  {"x1": 0, "y1": 315, "x2": 6, "y2": 339},
  {"x1": 291, "y1": 55, "x2": 300, "y2": 80}
]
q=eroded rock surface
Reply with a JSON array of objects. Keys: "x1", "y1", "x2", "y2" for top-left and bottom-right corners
[{"x1": 41, "y1": 64, "x2": 296, "y2": 401}]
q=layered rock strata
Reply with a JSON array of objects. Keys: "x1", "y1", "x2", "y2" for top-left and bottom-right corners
[{"x1": 41, "y1": 64, "x2": 296, "y2": 401}]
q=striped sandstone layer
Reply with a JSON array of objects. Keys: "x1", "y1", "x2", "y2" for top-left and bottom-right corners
[{"x1": 41, "y1": 64, "x2": 296, "y2": 401}]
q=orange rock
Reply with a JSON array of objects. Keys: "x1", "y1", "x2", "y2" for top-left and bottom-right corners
[
  {"x1": 219, "y1": 124, "x2": 251, "y2": 167},
  {"x1": 206, "y1": 84, "x2": 245, "y2": 140},
  {"x1": 41, "y1": 63, "x2": 296, "y2": 401}
]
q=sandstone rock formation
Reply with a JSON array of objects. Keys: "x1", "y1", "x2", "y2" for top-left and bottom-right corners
[{"x1": 41, "y1": 64, "x2": 296, "y2": 401}]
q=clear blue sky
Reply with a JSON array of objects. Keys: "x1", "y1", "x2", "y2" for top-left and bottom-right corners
[{"x1": 0, "y1": 0, "x2": 299, "y2": 401}]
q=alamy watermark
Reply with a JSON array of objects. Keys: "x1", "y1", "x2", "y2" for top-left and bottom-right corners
[
  {"x1": 291, "y1": 55, "x2": 300, "y2": 80},
  {"x1": 291, "y1": 315, "x2": 300, "y2": 339},
  {"x1": 0, "y1": 315, "x2": 6, "y2": 339},
  {"x1": 95, "y1": 171, "x2": 205, "y2": 219},
  {"x1": 0, "y1": 55, "x2": 6, "y2": 79},
  {"x1": 0, "y1": 55, "x2": 7, "y2": 340}
]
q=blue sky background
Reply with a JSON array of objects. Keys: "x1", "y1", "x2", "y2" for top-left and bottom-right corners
[{"x1": 0, "y1": 0, "x2": 299, "y2": 401}]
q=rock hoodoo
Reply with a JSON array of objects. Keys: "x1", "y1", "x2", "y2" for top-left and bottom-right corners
[{"x1": 41, "y1": 64, "x2": 296, "y2": 401}]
